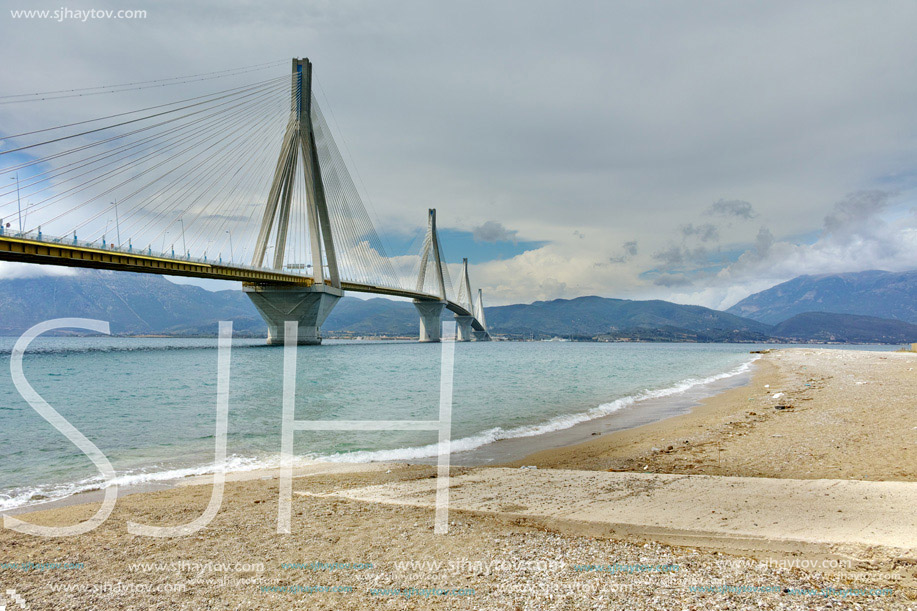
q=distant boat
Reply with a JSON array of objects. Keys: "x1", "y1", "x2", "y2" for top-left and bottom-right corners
[{"x1": 542, "y1": 336, "x2": 570, "y2": 342}]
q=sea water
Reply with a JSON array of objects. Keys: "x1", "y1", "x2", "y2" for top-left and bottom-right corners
[{"x1": 0, "y1": 337, "x2": 880, "y2": 510}]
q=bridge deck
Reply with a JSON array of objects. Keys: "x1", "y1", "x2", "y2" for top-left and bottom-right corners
[
  {"x1": 0, "y1": 234, "x2": 483, "y2": 330},
  {"x1": 0, "y1": 234, "x2": 313, "y2": 286}
]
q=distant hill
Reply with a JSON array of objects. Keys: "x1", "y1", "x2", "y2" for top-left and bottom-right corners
[
  {"x1": 770, "y1": 312, "x2": 917, "y2": 344},
  {"x1": 486, "y1": 295, "x2": 772, "y2": 339},
  {"x1": 0, "y1": 270, "x2": 264, "y2": 336},
  {"x1": 592, "y1": 325, "x2": 770, "y2": 343},
  {"x1": 1, "y1": 269, "x2": 914, "y2": 344},
  {"x1": 0, "y1": 270, "x2": 420, "y2": 337},
  {"x1": 727, "y1": 270, "x2": 917, "y2": 325},
  {"x1": 0, "y1": 271, "x2": 772, "y2": 341},
  {"x1": 322, "y1": 298, "x2": 417, "y2": 336}
]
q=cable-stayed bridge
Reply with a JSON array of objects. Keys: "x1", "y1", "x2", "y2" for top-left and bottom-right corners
[{"x1": 0, "y1": 58, "x2": 490, "y2": 344}]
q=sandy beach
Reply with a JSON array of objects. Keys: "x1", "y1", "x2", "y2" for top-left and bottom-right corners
[
  {"x1": 513, "y1": 348, "x2": 917, "y2": 481},
  {"x1": 1, "y1": 348, "x2": 915, "y2": 610}
]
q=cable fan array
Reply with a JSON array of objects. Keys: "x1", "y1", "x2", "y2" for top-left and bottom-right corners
[
  {"x1": 0, "y1": 72, "x2": 290, "y2": 267},
  {"x1": 309, "y1": 95, "x2": 403, "y2": 289},
  {"x1": 0, "y1": 62, "x2": 426, "y2": 294}
]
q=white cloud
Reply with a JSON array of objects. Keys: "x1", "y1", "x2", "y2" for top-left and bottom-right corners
[
  {"x1": 664, "y1": 191, "x2": 917, "y2": 309},
  {"x1": 470, "y1": 190, "x2": 916, "y2": 308},
  {"x1": 0, "y1": 262, "x2": 79, "y2": 280}
]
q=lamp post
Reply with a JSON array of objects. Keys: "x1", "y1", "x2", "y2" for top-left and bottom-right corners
[
  {"x1": 11, "y1": 173, "x2": 22, "y2": 235},
  {"x1": 179, "y1": 218, "x2": 187, "y2": 259},
  {"x1": 113, "y1": 200, "x2": 121, "y2": 248},
  {"x1": 225, "y1": 230, "x2": 234, "y2": 263}
]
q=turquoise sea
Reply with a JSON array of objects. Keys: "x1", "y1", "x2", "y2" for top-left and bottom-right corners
[{"x1": 0, "y1": 337, "x2": 893, "y2": 510}]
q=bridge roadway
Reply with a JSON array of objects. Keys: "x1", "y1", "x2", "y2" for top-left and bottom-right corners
[{"x1": 0, "y1": 233, "x2": 485, "y2": 332}]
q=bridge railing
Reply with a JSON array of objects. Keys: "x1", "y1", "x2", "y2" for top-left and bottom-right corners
[
  {"x1": 0, "y1": 226, "x2": 311, "y2": 275},
  {"x1": 0, "y1": 227, "x2": 464, "y2": 310}
]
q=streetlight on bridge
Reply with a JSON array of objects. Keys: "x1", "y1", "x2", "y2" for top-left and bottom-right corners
[
  {"x1": 113, "y1": 200, "x2": 121, "y2": 248},
  {"x1": 179, "y1": 218, "x2": 187, "y2": 259},
  {"x1": 10, "y1": 173, "x2": 22, "y2": 235}
]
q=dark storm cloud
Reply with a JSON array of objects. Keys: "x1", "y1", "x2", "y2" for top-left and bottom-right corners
[
  {"x1": 680, "y1": 223, "x2": 719, "y2": 242},
  {"x1": 608, "y1": 240, "x2": 638, "y2": 263},
  {"x1": 652, "y1": 245, "x2": 684, "y2": 267},
  {"x1": 472, "y1": 220, "x2": 518, "y2": 243},
  {"x1": 823, "y1": 190, "x2": 891, "y2": 236},
  {"x1": 652, "y1": 273, "x2": 693, "y2": 288},
  {"x1": 705, "y1": 200, "x2": 757, "y2": 220},
  {"x1": 754, "y1": 226, "x2": 775, "y2": 257},
  {"x1": 651, "y1": 244, "x2": 712, "y2": 270}
]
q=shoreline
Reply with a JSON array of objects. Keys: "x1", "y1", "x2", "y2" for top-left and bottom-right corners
[
  {"x1": 3, "y1": 352, "x2": 761, "y2": 515},
  {"x1": 512, "y1": 348, "x2": 917, "y2": 481},
  {"x1": 430, "y1": 356, "x2": 758, "y2": 467}
]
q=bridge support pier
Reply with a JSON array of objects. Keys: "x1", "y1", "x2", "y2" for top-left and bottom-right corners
[
  {"x1": 473, "y1": 330, "x2": 491, "y2": 341},
  {"x1": 244, "y1": 283, "x2": 343, "y2": 345},
  {"x1": 414, "y1": 300, "x2": 446, "y2": 342},
  {"x1": 454, "y1": 315, "x2": 474, "y2": 342}
]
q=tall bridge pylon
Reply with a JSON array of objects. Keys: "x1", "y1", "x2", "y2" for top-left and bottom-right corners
[
  {"x1": 414, "y1": 208, "x2": 448, "y2": 342},
  {"x1": 412, "y1": 209, "x2": 489, "y2": 342},
  {"x1": 473, "y1": 288, "x2": 491, "y2": 341},
  {"x1": 250, "y1": 58, "x2": 338, "y2": 284},
  {"x1": 243, "y1": 58, "x2": 343, "y2": 345},
  {"x1": 454, "y1": 258, "x2": 475, "y2": 341}
]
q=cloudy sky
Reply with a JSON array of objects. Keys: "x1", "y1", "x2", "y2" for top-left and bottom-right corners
[{"x1": 2, "y1": 1, "x2": 916, "y2": 308}]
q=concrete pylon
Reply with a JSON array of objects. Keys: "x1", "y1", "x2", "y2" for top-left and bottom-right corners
[
  {"x1": 246, "y1": 59, "x2": 341, "y2": 344},
  {"x1": 455, "y1": 315, "x2": 474, "y2": 341},
  {"x1": 415, "y1": 209, "x2": 447, "y2": 300},
  {"x1": 455, "y1": 258, "x2": 473, "y2": 311},
  {"x1": 415, "y1": 300, "x2": 446, "y2": 343},
  {"x1": 454, "y1": 258, "x2": 474, "y2": 341},
  {"x1": 414, "y1": 208, "x2": 448, "y2": 342},
  {"x1": 473, "y1": 288, "x2": 491, "y2": 341},
  {"x1": 244, "y1": 283, "x2": 342, "y2": 345}
]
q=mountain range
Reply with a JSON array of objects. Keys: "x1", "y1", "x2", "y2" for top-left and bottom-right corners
[
  {"x1": 0, "y1": 271, "x2": 264, "y2": 336},
  {"x1": 0, "y1": 268, "x2": 915, "y2": 344},
  {"x1": 727, "y1": 270, "x2": 917, "y2": 324},
  {"x1": 484, "y1": 296, "x2": 771, "y2": 340}
]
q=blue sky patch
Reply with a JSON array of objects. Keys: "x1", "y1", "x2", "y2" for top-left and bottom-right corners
[{"x1": 379, "y1": 227, "x2": 547, "y2": 264}]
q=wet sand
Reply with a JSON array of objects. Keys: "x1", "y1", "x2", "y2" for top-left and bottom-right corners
[{"x1": 512, "y1": 349, "x2": 917, "y2": 481}]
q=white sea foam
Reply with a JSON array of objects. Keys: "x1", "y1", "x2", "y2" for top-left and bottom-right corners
[
  {"x1": 0, "y1": 455, "x2": 300, "y2": 511},
  {"x1": 316, "y1": 355, "x2": 760, "y2": 463}
]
